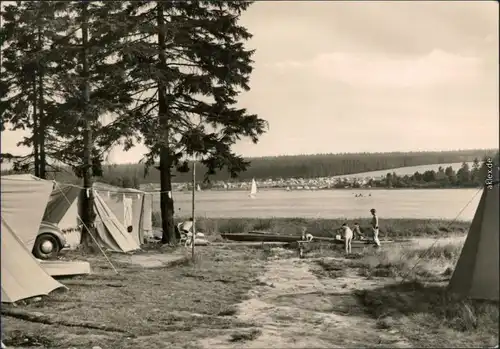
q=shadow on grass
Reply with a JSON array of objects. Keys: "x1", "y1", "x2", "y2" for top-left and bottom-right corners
[
  {"x1": 356, "y1": 281, "x2": 499, "y2": 347},
  {"x1": 2, "y1": 330, "x2": 54, "y2": 348},
  {"x1": 271, "y1": 290, "x2": 366, "y2": 317},
  {"x1": 313, "y1": 259, "x2": 347, "y2": 279},
  {"x1": 229, "y1": 328, "x2": 262, "y2": 342}
]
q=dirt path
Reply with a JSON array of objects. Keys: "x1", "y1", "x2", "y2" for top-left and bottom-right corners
[{"x1": 200, "y1": 257, "x2": 411, "y2": 348}]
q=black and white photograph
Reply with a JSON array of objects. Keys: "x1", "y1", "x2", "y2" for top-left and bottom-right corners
[{"x1": 0, "y1": 1, "x2": 498, "y2": 348}]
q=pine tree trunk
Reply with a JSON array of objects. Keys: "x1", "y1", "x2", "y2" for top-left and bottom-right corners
[
  {"x1": 79, "y1": 2, "x2": 96, "y2": 250},
  {"x1": 32, "y1": 76, "x2": 40, "y2": 177},
  {"x1": 159, "y1": 148, "x2": 176, "y2": 245},
  {"x1": 157, "y1": 2, "x2": 176, "y2": 245},
  {"x1": 37, "y1": 27, "x2": 46, "y2": 179}
]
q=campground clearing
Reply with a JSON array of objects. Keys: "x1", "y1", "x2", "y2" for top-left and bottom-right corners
[{"x1": 2, "y1": 238, "x2": 498, "y2": 349}]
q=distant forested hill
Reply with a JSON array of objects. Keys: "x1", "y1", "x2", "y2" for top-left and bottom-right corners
[{"x1": 3, "y1": 148, "x2": 494, "y2": 185}]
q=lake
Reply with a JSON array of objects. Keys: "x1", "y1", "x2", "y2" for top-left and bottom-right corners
[{"x1": 154, "y1": 188, "x2": 483, "y2": 221}]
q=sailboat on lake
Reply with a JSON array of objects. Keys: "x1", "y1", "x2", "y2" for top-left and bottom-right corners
[
  {"x1": 249, "y1": 178, "x2": 257, "y2": 198},
  {"x1": 196, "y1": 184, "x2": 201, "y2": 192}
]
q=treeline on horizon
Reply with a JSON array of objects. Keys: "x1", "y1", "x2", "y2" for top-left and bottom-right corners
[
  {"x1": 2, "y1": 149, "x2": 497, "y2": 187},
  {"x1": 359, "y1": 158, "x2": 497, "y2": 189}
]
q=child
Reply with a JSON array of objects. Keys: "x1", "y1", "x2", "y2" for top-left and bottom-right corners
[
  {"x1": 352, "y1": 222, "x2": 364, "y2": 240},
  {"x1": 301, "y1": 227, "x2": 314, "y2": 242}
]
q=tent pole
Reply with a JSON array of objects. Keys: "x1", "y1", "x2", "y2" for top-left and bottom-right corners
[{"x1": 191, "y1": 158, "x2": 196, "y2": 260}]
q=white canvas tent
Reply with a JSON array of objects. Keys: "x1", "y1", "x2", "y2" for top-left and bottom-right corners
[
  {"x1": 1, "y1": 174, "x2": 55, "y2": 250},
  {"x1": 43, "y1": 182, "x2": 152, "y2": 252},
  {"x1": 1, "y1": 175, "x2": 65, "y2": 303},
  {"x1": 448, "y1": 179, "x2": 499, "y2": 301},
  {"x1": 93, "y1": 182, "x2": 153, "y2": 244}
]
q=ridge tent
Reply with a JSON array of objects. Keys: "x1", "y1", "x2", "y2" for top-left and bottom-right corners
[
  {"x1": 1, "y1": 218, "x2": 66, "y2": 303},
  {"x1": 1, "y1": 175, "x2": 66, "y2": 303},
  {"x1": 93, "y1": 182, "x2": 153, "y2": 245},
  {"x1": 1, "y1": 174, "x2": 55, "y2": 250},
  {"x1": 42, "y1": 183, "x2": 150, "y2": 252},
  {"x1": 93, "y1": 190, "x2": 141, "y2": 252},
  {"x1": 448, "y1": 178, "x2": 499, "y2": 301}
]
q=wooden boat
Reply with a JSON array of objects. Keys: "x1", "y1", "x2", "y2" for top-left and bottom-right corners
[
  {"x1": 221, "y1": 232, "x2": 344, "y2": 244},
  {"x1": 220, "y1": 232, "x2": 399, "y2": 245},
  {"x1": 212, "y1": 241, "x2": 290, "y2": 247},
  {"x1": 221, "y1": 232, "x2": 301, "y2": 243}
]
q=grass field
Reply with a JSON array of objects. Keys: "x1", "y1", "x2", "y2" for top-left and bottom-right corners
[
  {"x1": 1, "y1": 246, "x2": 268, "y2": 349},
  {"x1": 3, "y1": 216, "x2": 497, "y2": 349},
  {"x1": 2, "y1": 233, "x2": 497, "y2": 348},
  {"x1": 305, "y1": 236, "x2": 498, "y2": 348},
  {"x1": 153, "y1": 214, "x2": 472, "y2": 239}
]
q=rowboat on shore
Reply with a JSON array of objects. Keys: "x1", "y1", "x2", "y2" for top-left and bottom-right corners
[{"x1": 220, "y1": 232, "x2": 399, "y2": 245}]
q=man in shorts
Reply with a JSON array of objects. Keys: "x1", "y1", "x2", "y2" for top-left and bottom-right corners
[
  {"x1": 370, "y1": 208, "x2": 381, "y2": 247},
  {"x1": 341, "y1": 223, "x2": 353, "y2": 255}
]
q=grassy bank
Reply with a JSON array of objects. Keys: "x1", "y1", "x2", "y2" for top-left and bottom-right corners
[
  {"x1": 153, "y1": 213, "x2": 471, "y2": 239},
  {"x1": 1, "y1": 246, "x2": 268, "y2": 349},
  {"x1": 311, "y1": 236, "x2": 498, "y2": 347},
  {"x1": 3, "y1": 229, "x2": 495, "y2": 348}
]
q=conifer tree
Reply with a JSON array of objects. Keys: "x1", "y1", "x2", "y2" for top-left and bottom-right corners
[
  {"x1": 49, "y1": 1, "x2": 139, "y2": 247},
  {"x1": 116, "y1": 1, "x2": 268, "y2": 243},
  {"x1": 1, "y1": 1, "x2": 139, "y2": 248},
  {"x1": 0, "y1": 1, "x2": 69, "y2": 177}
]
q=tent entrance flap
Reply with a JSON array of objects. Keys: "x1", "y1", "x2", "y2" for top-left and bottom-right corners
[
  {"x1": 95, "y1": 185, "x2": 147, "y2": 245},
  {"x1": 43, "y1": 184, "x2": 81, "y2": 225},
  {"x1": 93, "y1": 191, "x2": 140, "y2": 253}
]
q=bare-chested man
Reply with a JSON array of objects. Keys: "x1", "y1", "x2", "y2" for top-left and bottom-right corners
[{"x1": 370, "y1": 208, "x2": 381, "y2": 247}]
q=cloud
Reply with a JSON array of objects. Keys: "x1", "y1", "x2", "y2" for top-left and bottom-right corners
[{"x1": 272, "y1": 50, "x2": 482, "y2": 88}]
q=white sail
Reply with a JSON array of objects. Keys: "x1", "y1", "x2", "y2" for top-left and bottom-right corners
[
  {"x1": 249, "y1": 178, "x2": 257, "y2": 198},
  {"x1": 196, "y1": 184, "x2": 201, "y2": 191}
]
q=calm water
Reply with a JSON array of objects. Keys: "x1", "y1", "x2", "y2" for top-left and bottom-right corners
[{"x1": 154, "y1": 188, "x2": 484, "y2": 220}]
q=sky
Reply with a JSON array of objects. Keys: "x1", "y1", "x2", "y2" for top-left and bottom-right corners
[{"x1": 1, "y1": 1, "x2": 498, "y2": 164}]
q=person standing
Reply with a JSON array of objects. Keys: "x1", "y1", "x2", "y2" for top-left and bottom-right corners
[
  {"x1": 341, "y1": 223, "x2": 353, "y2": 254},
  {"x1": 370, "y1": 208, "x2": 381, "y2": 247}
]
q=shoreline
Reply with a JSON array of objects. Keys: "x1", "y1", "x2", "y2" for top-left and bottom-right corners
[
  {"x1": 167, "y1": 186, "x2": 481, "y2": 193},
  {"x1": 152, "y1": 216, "x2": 472, "y2": 239}
]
